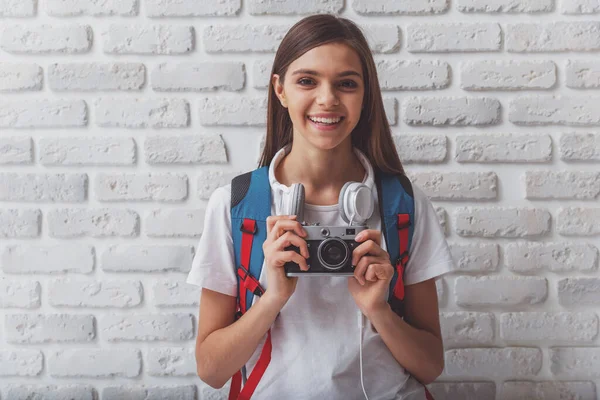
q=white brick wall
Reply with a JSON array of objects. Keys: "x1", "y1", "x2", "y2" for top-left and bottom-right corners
[{"x1": 0, "y1": 1, "x2": 599, "y2": 399}]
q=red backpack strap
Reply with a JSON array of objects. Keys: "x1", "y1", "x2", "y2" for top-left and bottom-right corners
[
  {"x1": 393, "y1": 213, "x2": 410, "y2": 301},
  {"x1": 229, "y1": 218, "x2": 272, "y2": 400}
]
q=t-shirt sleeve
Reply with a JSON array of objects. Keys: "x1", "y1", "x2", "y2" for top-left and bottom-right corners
[
  {"x1": 186, "y1": 185, "x2": 238, "y2": 297},
  {"x1": 403, "y1": 184, "x2": 454, "y2": 286}
]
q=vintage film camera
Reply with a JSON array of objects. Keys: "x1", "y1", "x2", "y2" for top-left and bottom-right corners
[{"x1": 283, "y1": 182, "x2": 374, "y2": 276}]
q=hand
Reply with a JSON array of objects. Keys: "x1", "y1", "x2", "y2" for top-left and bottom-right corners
[
  {"x1": 261, "y1": 215, "x2": 310, "y2": 309},
  {"x1": 347, "y1": 229, "x2": 395, "y2": 317}
]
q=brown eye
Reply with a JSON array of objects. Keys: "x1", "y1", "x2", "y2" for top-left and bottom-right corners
[
  {"x1": 298, "y1": 78, "x2": 315, "y2": 86},
  {"x1": 340, "y1": 80, "x2": 357, "y2": 88}
]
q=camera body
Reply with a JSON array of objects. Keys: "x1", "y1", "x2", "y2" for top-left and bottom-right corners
[{"x1": 284, "y1": 224, "x2": 368, "y2": 276}]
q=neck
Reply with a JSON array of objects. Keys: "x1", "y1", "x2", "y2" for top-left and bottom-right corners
[{"x1": 275, "y1": 139, "x2": 366, "y2": 205}]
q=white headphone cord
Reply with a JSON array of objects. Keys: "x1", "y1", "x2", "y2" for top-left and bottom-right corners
[{"x1": 358, "y1": 312, "x2": 370, "y2": 400}]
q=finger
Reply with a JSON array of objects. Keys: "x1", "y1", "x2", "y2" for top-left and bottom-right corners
[
  {"x1": 268, "y1": 218, "x2": 306, "y2": 242},
  {"x1": 274, "y1": 231, "x2": 309, "y2": 258},
  {"x1": 266, "y1": 215, "x2": 296, "y2": 236},
  {"x1": 355, "y1": 229, "x2": 381, "y2": 246},
  {"x1": 351, "y1": 240, "x2": 387, "y2": 266},
  {"x1": 365, "y1": 264, "x2": 393, "y2": 282},
  {"x1": 353, "y1": 255, "x2": 378, "y2": 286},
  {"x1": 274, "y1": 250, "x2": 309, "y2": 271}
]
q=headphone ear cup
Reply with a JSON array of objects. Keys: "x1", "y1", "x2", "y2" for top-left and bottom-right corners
[{"x1": 338, "y1": 181, "x2": 354, "y2": 224}]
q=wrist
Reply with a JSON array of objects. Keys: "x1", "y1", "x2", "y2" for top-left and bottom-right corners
[
  {"x1": 363, "y1": 301, "x2": 391, "y2": 321},
  {"x1": 260, "y1": 291, "x2": 288, "y2": 312}
]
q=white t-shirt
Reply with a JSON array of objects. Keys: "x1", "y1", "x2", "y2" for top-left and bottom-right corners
[{"x1": 187, "y1": 147, "x2": 454, "y2": 400}]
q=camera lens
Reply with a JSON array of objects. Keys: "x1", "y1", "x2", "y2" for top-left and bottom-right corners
[{"x1": 317, "y1": 238, "x2": 349, "y2": 270}]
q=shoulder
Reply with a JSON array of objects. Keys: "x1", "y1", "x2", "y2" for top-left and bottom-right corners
[{"x1": 205, "y1": 184, "x2": 232, "y2": 223}]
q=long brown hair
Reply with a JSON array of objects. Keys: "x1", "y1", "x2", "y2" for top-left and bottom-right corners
[{"x1": 258, "y1": 14, "x2": 404, "y2": 175}]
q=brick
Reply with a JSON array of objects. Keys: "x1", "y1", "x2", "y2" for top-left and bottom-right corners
[
  {"x1": 199, "y1": 96, "x2": 266, "y2": 126},
  {"x1": 461, "y1": 61, "x2": 556, "y2": 90},
  {"x1": 151, "y1": 62, "x2": 244, "y2": 92},
  {"x1": 153, "y1": 281, "x2": 200, "y2": 307},
  {"x1": 507, "y1": 22, "x2": 600, "y2": 52},
  {"x1": 377, "y1": 60, "x2": 450, "y2": 90},
  {"x1": 0, "y1": 99, "x2": 87, "y2": 128},
  {"x1": 566, "y1": 60, "x2": 600, "y2": 89},
  {"x1": 505, "y1": 242, "x2": 599, "y2": 273},
  {"x1": 49, "y1": 349, "x2": 141, "y2": 378},
  {"x1": 362, "y1": 24, "x2": 401, "y2": 53},
  {"x1": 410, "y1": 172, "x2": 497, "y2": 200},
  {"x1": 48, "y1": 208, "x2": 139, "y2": 238},
  {"x1": 550, "y1": 348, "x2": 600, "y2": 378},
  {"x1": 557, "y1": 207, "x2": 600, "y2": 236},
  {"x1": 456, "y1": 134, "x2": 552, "y2": 163},
  {"x1": 0, "y1": 63, "x2": 42, "y2": 91},
  {"x1": 147, "y1": 0, "x2": 239, "y2": 16},
  {"x1": 428, "y1": 382, "x2": 496, "y2": 400},
  {"x1": 501, "y1": 312, "x2": 598, "y2": 343},
  {"x1": 525, "y1": 171, "x2": 600, "y2": 199},
  {"x1": 103, "y1": 24, "x2": 193, "y2": 54},
  {"x1": 458, "y1": 0, "x2": 554, "y2": 12},
  {"x1": 5, "y1": 314, "x2": 96, "y2": 343},
  {"x1": 455, "y1": 207, "x2": 550, "y2": 238},
  {"x1": 435, "y1": 207, "x2": 448, "y2": 236},
  {"x1": 96, "y1": 98, "x2": 189, "y2": 128},
  {"x1": 101, "y1": 245, "x2": 193, "y2": 273},
  {"x1": 145, "y1": 209, "x2": 204, "y2": 238},
  {"x1": 0, "y1": 137, "x2": 33, "y2": 164},
  {"x1": 436, "y1": 279, "x2": 447, "y2": 307},
  {"x1": 1, "y1": 24, "x2": 91, "y2": 53},
  {"x1": 403, "y1": 97, "x2": 500, "y2": 126},
  {"x1": 145, "y1": 135, "x2": 227, "y2": 164},
  {"x1": 2, "y1": 245, "x2": 94, "y2": 274},
  {"x1": 95, "y1": 173, "x2": 187, "y2": 202},
  {"x1": 203, "y1": 24, "x2": 289, "y2": 53},
  {"x1": 0, "y1": 350, "x2": 43, "y2": 376},
  {"x1": 440, "y1": 312, "x2": 495, "y2": 348},
  {"x1": 103, "y1": 385, "x2": 197, "y2": 400},
  {"x1": 500, "y1": 381, "x2": 596, "y2": 400},
  {"x1": 510, "y1": 96, "x2": 600, "y2": 126},
  {"x1": 5, "y1": 385, "x2": 95, "y2": 400},
  {"x1": 0, "y1": 279, "x2": 40, "y2": 308},
  {"x1": 252, "y1": 59, "x2": 273, "y2": 89},
  {"x1": 49, "y1": 63, "x2": 145, "y2": 91},
  {"x1": 393, "y1": 135, "x2": 447, "y2": 164},
  {"x1": 445, "y1": 348, "x2": 542, "y2": 378},
  {"x1": 560, "y1": 133, "x2": 600, "y2": 162},
  {"x1": 40, "y1": 137, "x2": 136, "y2": 166},
  {"x1": 455, "y1": 276, "x2": 547, "y2": 307},
  {"x1": 352, "y1": 0, "x2": 448, "y2": 14},
  {"x1": 383, "y1": 97, "x2": 397, "y2": 125},
  {"x1": 147, "y1": 348, "x2": 196, "y2": 376},
  {"x1": 249, "y1": 0, "x2": 341, "y2": 14},
  {"x1": 407, "y1": 23, "x2": 501, "y2": 52},
  {"x1": 49, "y1": 279, "x2": 142, "y2": 308},
  {"x1": 449, "y1": 243, "x2": 499, "y2": 272},
  {"x1": 101, "y1": 314, "x2": 194, "y2": 341},
  {"x1": 0, "y1": 173, "x2": 87, "y2": 202},
  {"x1": 558, "y1": 278, "x2": 600, "y2": 306},
  {"x1": 0, "y1": 209, "x2": 40, "y2": 238},
  {"x1": 562, "y1": 0, "x2": 600, "y2": 14},
  {"x1": 0, "y1": 0, "x2": 36, "y2": 16},
  {"x1": 198, "y1": 169, "x2": 241, "y2": 200},
  {"x1": 46, "y1": 0, "x2": 138, "y2": 16}
]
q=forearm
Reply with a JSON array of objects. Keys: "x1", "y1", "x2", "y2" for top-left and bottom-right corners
[
  {"x1": 197, "y1": 294, "x2": 284, "y2": 388},
  {"x1": 366, "y1": 304, "x2": 444, "y2": 385}
]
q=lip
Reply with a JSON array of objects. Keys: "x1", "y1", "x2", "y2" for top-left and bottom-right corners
[{"x1": 307, "y1": 115, "x2": 344, "y2": 131}]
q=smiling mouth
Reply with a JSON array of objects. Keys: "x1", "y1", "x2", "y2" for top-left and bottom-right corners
[{"x1": 307, "y1": 116, "x2": 345, "y2": 125}]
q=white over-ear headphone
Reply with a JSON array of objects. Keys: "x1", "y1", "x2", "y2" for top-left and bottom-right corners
[{"x1": 283, "y1": 180, "x2": 374, "y2": 226}]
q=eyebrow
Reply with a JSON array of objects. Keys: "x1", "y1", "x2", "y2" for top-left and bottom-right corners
[{"x1": 291, "y1": 68, "x2": 362, "y2": 79}]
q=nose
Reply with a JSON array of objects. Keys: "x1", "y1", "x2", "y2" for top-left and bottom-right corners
[{"x1": 316, "y1": 84, "x2": 339, "y2": 107}]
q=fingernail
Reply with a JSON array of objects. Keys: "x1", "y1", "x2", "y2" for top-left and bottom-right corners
[{"x1": 355, "y1": 233, "x2": 363, "y2": 241}]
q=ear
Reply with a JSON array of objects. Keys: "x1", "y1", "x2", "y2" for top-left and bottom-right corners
[{"x1": 271, "y1": 74, "x2": 287, "y2": 108}]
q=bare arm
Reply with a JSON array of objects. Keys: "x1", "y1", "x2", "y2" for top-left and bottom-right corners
[
  {"x1": 366, "y1": 278, "x2": 444, "y2": 385},
  {"x1": 195, "y1": 288, "x2": 285, "y2": 389}
]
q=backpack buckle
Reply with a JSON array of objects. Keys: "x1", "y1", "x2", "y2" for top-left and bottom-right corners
[
  {"x1": 397, "y1": 220, "x2": 411, "y2": 230},
  {"x1": 396, "y1": 251, "x2": 409, "y2": 267},
  {"x1": 240, "y1": 220, "x2": 258, "y2": 235}
]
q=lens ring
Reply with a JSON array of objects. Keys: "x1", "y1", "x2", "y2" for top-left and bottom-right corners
[{"x1": 317, "y1": 238, "x2": 349, "y2": 270}]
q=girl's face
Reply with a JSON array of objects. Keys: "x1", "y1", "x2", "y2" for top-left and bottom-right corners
[{"x1": 272, "y1": 42, "x2": 365, "y2": 151}]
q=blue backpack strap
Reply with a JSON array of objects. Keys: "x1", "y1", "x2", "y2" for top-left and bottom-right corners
[
  {"x1": 375, "y1": 170, "x2": 415, "y2": 317},
  {"x1": 231, "y1": 166, "x2": 271, "y2": 314}
]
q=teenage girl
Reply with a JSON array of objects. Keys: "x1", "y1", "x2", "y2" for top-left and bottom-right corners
[{"x1": 187, "y1": 14, "x2": 454, "y2": 400}]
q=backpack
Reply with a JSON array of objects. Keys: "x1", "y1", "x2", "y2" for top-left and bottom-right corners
[{"x1": 228, "y1": 166, "x2": 434, "y2": 400}]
